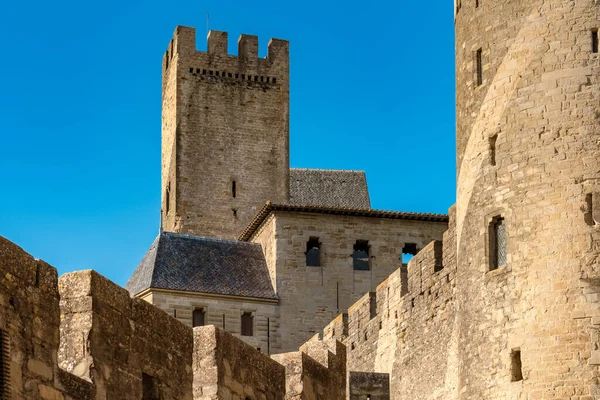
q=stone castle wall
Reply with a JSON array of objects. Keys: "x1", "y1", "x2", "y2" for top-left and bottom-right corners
[
  {"x1": 250, "y1": 211, "x2": 448, "y2": 352},
  {"x1": 315, "y1": 206, "x2": 458, "y2": 399},
  {"x1": 0, "y1": 236, "x2": 94, "y2": 400},
  {"x1": 161, "y1": 26, "x2": 290, "y2": 239},
  {"x1": 59, "y1": 270, "x2": 194, "y2": 399},
  {"x1": 194, "y1": 325, "x2": 286, "y2": 400},
  {"x1": 0, "y1": 235, "x2": 362, "y2": 399},
  {"x1": 455, "y1": 0, "x2": 600, "y2": 397}
]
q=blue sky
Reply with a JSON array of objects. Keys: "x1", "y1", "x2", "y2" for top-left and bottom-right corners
[{"x1": 0, "y1": 0, "x2": 456, "y2": 286}]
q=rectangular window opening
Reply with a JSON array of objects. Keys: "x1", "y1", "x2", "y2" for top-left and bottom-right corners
[
  {"x1": 511, "y1": 349, "x2": 523, "y2": 382},
  {"x1": 353, "y1": 240, "x2": 370, "y2": 271},
  {"x1": 489, "y1": 134, "x2": 498, "y2": 166},
  {"x1": 475, "y1": 0, "x2": 479, "y2": 7},
  {"x1": 475, "y1": 48, "x2": 483, "y2": 87},
  {"x1": 241, "y1": 312, "x2": 254, "y2": 336},
  {"x1": 193, "y1": 308, "x2": 206, "y2": 328},
  {"x1": 593, "y1": 29, "x2": 599, "y2": 53},
  {"x1": 272, "y1": 77, "x2": 277, "y2": 84},
  {"x1": 232, "y1": 181, "x2": 236, "y2": 198},
  {"x1": 490, "y1": 217, "x2": 506, "y2": 270},
  {"x1": 306, "y1": 237, "x2": 321, "y2": 267}
]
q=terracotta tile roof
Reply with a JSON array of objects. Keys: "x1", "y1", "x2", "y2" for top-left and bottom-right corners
[
  {"x1": 126, "y1": 232, "x2": 277, "y2": 300},
  {"x1": 289, "y1": 168, "x2": 371, "y2": 209},
  {"x1": 238, "y1": 202, "x2": 450, "y2": 241}
]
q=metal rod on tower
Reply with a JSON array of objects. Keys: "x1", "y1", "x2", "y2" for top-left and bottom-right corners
[{"x1": 206, "y1": 12, "x2": 210, "y2": 36}]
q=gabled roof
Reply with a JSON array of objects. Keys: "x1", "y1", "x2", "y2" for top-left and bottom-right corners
[
  {"x1": 238, "y1": 202, "x2": 450, "y2": 241},
  {"x1": 126, "y1": 232, "x2": 277, "y2": 300},
  {"x1": 289, "y1": 168, "x2": 371, "y2": 209}
]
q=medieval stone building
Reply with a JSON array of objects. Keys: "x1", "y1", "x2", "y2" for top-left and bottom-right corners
[
  {"x1": 2, "y1": 0, "x2": 600, "y2": 398},
  {"x1": 125, "y1": 25, "x2": 448, "y2": 354}
]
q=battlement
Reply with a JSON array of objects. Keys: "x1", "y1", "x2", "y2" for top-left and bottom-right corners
[
  {"x1": 165, "y1": 26, "x2": 289, "y2": 66},
  {"x1": 273, "y1": 336, "x2": 346, "y2": 399}
]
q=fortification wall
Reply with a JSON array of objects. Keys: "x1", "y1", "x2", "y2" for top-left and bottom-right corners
[
  {"x1": 272, "y1": 336, "x2": 346, "y2": 400},
  {"x1": 162, "y1": 26, "x2": 290, "y2": 239},
  {"x1": 194, "y1": 325, "x2": 286, "y2": 399},
  {"x1": 455, "y1": 0, "x2": 600, "y2": 397},
  {"x1": 0, "y1": 236, "x2": 94, "y2": 399},
  {"x1": 261, "y1": 210, "x2": 448, "y2": 352},
  {"x1": 59, "y1": 270, "x2": 194, "y2": 399},
  {"x1": 307, "y1": 206, "x2": 457, "y2": 399}
]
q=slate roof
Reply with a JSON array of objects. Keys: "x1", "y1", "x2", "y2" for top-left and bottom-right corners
[
  {"x1": 126, "y1": 232, "x2": 277, "y2": 300},
  {"x1": 289, "y1": 168, "x2": 371, "y2": 209},
  {"x1": 238, "y1": 202, "x2": 449, "y2": 241}
]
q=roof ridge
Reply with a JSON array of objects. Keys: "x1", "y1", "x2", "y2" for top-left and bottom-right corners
[
  {"x1": 162, "y1": 231, "x2": 259, "y2": 246},
  {"x1": 238, "y1": 202, "x2": 449, "y2": 241},
  {"x1": 290, "y1": 168, "x2": 366, "y2": 173}
]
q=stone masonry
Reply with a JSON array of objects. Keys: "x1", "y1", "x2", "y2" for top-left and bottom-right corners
[
  {"x1": 161, "y1": 27, "x2": 290, "y2": 239},
  {"x1": 6, "y1": 1, "x2": 600, "y2": 398}
]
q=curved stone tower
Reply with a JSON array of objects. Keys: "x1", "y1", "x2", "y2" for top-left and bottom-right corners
[{"x1": 455, "y1": 0, "x2": 600, "y2": 397}]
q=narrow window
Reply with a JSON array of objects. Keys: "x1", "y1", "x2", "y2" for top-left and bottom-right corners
[
  {"x1": 511, "y1": 349, "x2": 523, "y2": 381},
  {"x1": 475, "y1": 0, "x2": 479, "y2": 7},
  {"x1": 593, "y1": 29, "x2": 599, "y2": 53},
  {"x1": 228, "y1": 72, "x2": 232, "y2": 78},
  {"x1": 202, "y1": 69, "x2": 206, "y2": 75},
  {"x1": 353, "y1": 240, "x2": 370, "y2": 271},
  {"x1": 0, "y1": 330, "x2": 9, "y2": 398},
  {"x1": 232, "y1": 208, "x2": 238, "y2": 218},
  {"x1": 193, "y1": 308, "x2": 205, "y2": 327},
  {"x1": 489, "y1": 134, "x2": 498, "y2": 166},
  {"x1": 232, "y1": 181, "x2": 236, "y2": 198},
  {"x1": 475, "y1": 48, "x2": 483, "y2": 87},
  {"x1": 165, "y1": 182, "x2": 171, "y2": 214},
  {"x1": 189, "y1": 67, "x2": 193, "y2": 73},
  {"x1": 306, "y1": 237, "x2": 321, "y2": 267},
  {"x1": 173, "y1": 309, "x2": 177, "y2": 318},
  {"x1": 196, "y1": 68, "x2": 200, "y2": 74},
  {"x1": 142, "y1": 373, "x2": 160, "y2": 400},
  {"x1": 272, "y1": 77, "x2": 277, "y2": 84},
  {"x1": 241, "y1": 312, "x2": 253, "y2": 336},
  {"x1": 490, "y1": 217, "x2": 506, "y2": 270}
]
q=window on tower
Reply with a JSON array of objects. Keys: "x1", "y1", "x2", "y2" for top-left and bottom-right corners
[
  {"x1": 475, "y1": 48, "x2": 483, "y2": 87},
  {"x1": 592, "y1": 29, "x2": 598, "y2": 54},
  {"x1": 490, "y1": 217, "x2": 506, "y2": 270}
]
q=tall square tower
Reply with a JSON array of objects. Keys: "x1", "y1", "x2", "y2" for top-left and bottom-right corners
[{"x1": 161, "y1": 26, "x2": 290, "y2": 239}]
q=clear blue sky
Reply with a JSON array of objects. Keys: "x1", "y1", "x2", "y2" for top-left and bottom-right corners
[{"x1": 0, "y1": 0, "x2": 456, "y2": 286}]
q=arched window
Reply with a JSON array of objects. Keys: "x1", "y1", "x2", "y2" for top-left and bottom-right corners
[
  {"x1": 193, "y1": 308, "x2": 205, "y2": 327},
  {"x1": 491, "y1": 217, "x2": 506, "y2": 270},
  {"x1": 306, "y1": 237, "x2": 321, "y2": 267},
  {"x1": 353, "y1": 240, "x2": 370, "y2": 271}
]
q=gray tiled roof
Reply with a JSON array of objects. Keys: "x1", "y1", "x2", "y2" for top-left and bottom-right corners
[
  {"x1": 126, "y1": 232, "x2": 277, "y2": 300},
  {"x1": 289, "y1": 168, "x2": 371, "y2": 209}
]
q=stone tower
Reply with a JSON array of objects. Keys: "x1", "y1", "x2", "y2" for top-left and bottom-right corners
[
  {"x1": 455, "y1": 0, "x2": 600, "y2": 397},
  {"x1": 161, "y1": 26, "x2": 290, "y2": 239}
]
